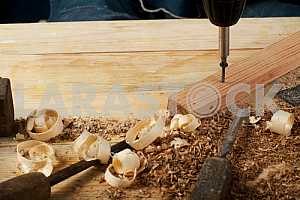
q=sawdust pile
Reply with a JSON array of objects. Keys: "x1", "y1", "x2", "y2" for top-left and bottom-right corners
[
  {"x1": 16, "y1": 117, "x2": 139, "y2": 143},
  {"x1": 15, "y1": 101, "x2": 299, "y2": 199}
]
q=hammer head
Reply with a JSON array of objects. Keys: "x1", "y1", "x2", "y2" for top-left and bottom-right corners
[
  {"x1": 0, "y1": 78, "x2": 15, "y2": 137},
  {"x1": 191, "y1": 157, "x2": 232, "y2": 200}
]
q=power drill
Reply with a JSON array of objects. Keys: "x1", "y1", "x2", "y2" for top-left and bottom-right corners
[{"x1": 202, "y1": 0, "x2": 246, "y2": 82}]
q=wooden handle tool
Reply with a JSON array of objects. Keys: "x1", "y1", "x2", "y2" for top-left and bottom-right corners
[
  {"x1": 191, "y1": 112, "x2": 248, "y2": 200},
  {"x1": 0, "y1": 140, "x2": 130, "y2": 200}
]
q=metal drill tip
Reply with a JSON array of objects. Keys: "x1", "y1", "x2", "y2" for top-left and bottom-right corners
[
  {"x1": 220, "y1": 61, "x2": 228, "y2": 83},
  {"x1": 221, "y1": 67, "x2": 226, "y2": 83}
]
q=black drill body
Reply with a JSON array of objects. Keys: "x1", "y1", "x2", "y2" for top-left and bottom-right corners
[{"x1": 202, "y1": 0, "x2": 246, "y2": 27}]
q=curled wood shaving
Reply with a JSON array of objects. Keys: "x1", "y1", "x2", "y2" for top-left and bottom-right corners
[
  {"x1": 26, "y1": 109, "x2": 64, "y2": 141},
  {"x1": 17, "y1": 140, "x2": 56, "y2": 177},
  {"x1": 105, "y1": 149, "x2": 147, "y2": 188},
  {"x1": 112, "y1": 149, "x2": 140, "y2": 175},
  {"x1": 266, "y1": 110, "x2": 295, "y2": 136},
  {"x1": 73, "y1": 130, "x2": 111, "y2": 163},
  {"x1": 105, "y1": 165, "x2": 137, "y2": 188},
  {"x1": 126, "y1": 110, "x2": 169, "y2": 150},
  {"x1": 170, "y1": 114, "x2": 200, "y2": 132}
]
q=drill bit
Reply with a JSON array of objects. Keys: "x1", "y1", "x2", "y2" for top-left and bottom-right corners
[{"x1": 219, "y1": 27, "x2": 229, "y2": 82}]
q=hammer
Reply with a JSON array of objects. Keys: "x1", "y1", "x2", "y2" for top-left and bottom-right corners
[
  {"x1": 0, "y1": 140, "x2": 131, "y2": 200},
  {"x1": 191, "y1": 111, "x2": 248, "y2": 200},
  {"x1": 0, "y1": 77, "x2": 15, "y2": 137}
]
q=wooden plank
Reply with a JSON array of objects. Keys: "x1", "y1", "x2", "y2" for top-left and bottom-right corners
[
  {"x1": 0, "y1": 18, "x2": 299, "y2": 55},
  {"x1": 170, "y1": 32, "x2": 300, "y2": 117},
  {"x1": 1, "y1": 49, "x2": 259, "y2": 118},
  {"x1": 0, "y1": 18, "x2": 298, "y2": 118}
]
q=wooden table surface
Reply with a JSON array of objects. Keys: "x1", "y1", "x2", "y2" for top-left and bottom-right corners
[{"x1": 0, "y1": 18, "x2": 299, "y2": 199}]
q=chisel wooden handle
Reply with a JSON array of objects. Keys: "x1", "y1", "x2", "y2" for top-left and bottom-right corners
[
  {"x1": 0, "y1": 160, "x2": 100, "y2": 200},
  {"x1": 0, "y1": 172, "x2": 50, "y2": 200},
  {"x1": 0, "y1": 140, "x2": 131, "y2": 200},
  {"x1": 191, "y1": 157, "x2": 232, "y2": 200}
]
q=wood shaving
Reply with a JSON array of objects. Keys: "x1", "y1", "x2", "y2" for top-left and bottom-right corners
[{"x1": 26, "y1": 109, "x2": 64, "y2": 141}]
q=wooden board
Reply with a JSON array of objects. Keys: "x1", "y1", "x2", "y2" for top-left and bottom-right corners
[
  {"x1": 3, "y1": 49, "x2": 260, "y2": 118},
  {"x1": 1, "y1": 18, "x2": 299, "y2": 118},
  {"x1": 0, "y1": 18, "x2": 299, "y2": 55},
  {"x1": 170, "y1": 32, "x2": 300, "y2": 117}
]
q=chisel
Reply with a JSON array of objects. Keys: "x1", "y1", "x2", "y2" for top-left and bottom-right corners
[
  {"x1": 192, "y1": 111, "x2": 248, "y2": 200},
  {"x1": 0, "y1": 140, "x2": 131, "y2": 200}
]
